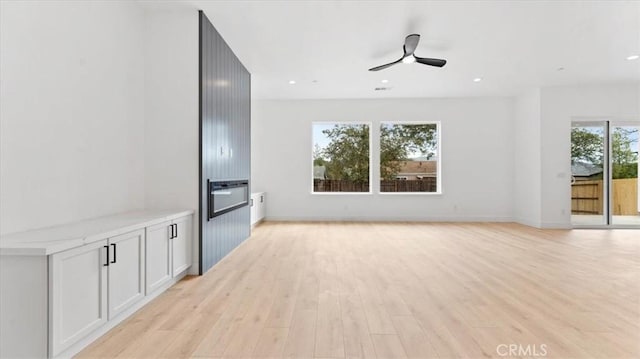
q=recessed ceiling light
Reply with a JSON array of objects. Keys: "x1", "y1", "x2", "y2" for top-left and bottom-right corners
[
  {"x1": 627, "y1": 55, "x2": 639, "y2": 61},
  {"x1": 288, "y1": 80, "x2": 296, "y2": 85},
  {"x1": 381, "y1": 79, "x2": 389, "y2": 83},
  {"x1": 473, "y1": 77, "x2": 482, "y2": 82}
]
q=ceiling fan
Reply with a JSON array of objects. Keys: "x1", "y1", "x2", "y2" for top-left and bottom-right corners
[{"x1": 369, "y1": 34, "x2": 447, "y2": 71}]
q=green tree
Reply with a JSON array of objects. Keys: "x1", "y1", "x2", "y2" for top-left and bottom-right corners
[
  {"x1": 571, "y1": 127, "x2": 638, "y2": 179},
  {"x1": 612, "y1": 128, "x2": 638, "y2": 179},
  {"x1": 321, "y1": 124, "x2": 370, "y2": 183},
  {"x1": 380, "y1": 124, "x2": 437, "y2": 180},
  {"x1": 571, "y1": 128, "x2": 603, "y2": 165},
  {"x1": 313, "y1": 144, "x2": 326, "y2": 166}
]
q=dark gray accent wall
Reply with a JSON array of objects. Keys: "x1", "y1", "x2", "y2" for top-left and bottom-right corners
[{"x1": 199, "y1": 11, "x2": 251, "y2": 274}]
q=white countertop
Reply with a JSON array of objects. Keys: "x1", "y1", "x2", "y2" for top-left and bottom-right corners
[{"x1": 0, "y1": 209, "x2": 194, "y2": 256}]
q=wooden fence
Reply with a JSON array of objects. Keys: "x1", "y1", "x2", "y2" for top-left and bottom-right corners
[
  {"x1": 313, "y1": 178, "x2": 437, "y2": 192},
  {"x1": 380, "y1": 178, "x2": 437, "y2": 192},
  {"x1": 571, "y1": 180, "x2": 603, "y2": 214},
  {"x1": 571, "y1": 178, "x2": 638, "y2": 215},
  {"x1": 612, "y1": 178, "x2": 638, "y2": 215},
  {"x1": 314, "y1": 179, "x2": 369, "y2": 192}
]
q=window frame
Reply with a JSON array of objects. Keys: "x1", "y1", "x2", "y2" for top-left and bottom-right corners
[
  {"x1": 310, "y1": 121, "x2": 373, "y2": 195},
  {"x1": 378, "y1": 121, "x2": 442, "y2": 195}
]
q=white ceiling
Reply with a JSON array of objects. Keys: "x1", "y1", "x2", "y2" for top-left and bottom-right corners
[{"x1": 175, "y1": 0, "x2": 639, "y2": 99}]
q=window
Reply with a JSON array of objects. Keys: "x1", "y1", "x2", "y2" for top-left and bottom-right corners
[
  {"x1": 380, "y1": 122, "x2": 440, "y2": 193},
  {"x1": 312, "y1": 123, "x2": 371, "y2": 193}
]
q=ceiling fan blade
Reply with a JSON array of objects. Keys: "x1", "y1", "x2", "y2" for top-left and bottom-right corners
[
  {"x1": 403, "y1": 34, "x2": 420, "y2": 56},
  {"x1": 368, "y1": 58, "x2": 402, "y2": 71},
  {"x1": 415, "y1": 56, "x2": 447, "y2": 67}
]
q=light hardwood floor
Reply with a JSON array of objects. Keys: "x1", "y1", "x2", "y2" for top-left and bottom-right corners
[{"x1": 77, "y1": 222, "x2": 640, "y2": 358}]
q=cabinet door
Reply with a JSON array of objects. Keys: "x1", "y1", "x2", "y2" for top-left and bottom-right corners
[
  {"x1": 145, "y1": 221, "x2": 172, "y2": 294},
  {"x1": 50, "y1": 240, "x2": 108, "y2": 356},
  {"x1": 171, "y1": 215, "x2": 192, "y2": 276},
  {"x1": 258, "y1": 193, "x2": 266, "y2": 221},
  {"x1": 108, "y1": 229, "x2": 145, "y2": 319},
  {"x1": 250, "y1": 194, "x2": 257, "y2": 224}
]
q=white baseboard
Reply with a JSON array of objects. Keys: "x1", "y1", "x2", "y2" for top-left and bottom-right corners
[
  {"x1": 261, "y1": 216, "x2": 576, "y2": 230},
  {"x1": 514, "y1": 217, "x2": 542, "y2": 228},
  {"x1": 541, "y1": 222, "x2": 572, "y2": 229},
  {"x1": 250, "y1": 218, "x2": 265, "y2": 229},
  {"x1": 265, "y1": 215, "x2": 515, "y2": 222}
]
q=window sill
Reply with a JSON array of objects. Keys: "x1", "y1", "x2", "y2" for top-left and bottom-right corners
[
  {"x1": 379, "y1": 191, "x2": 442, "y2": 195},
  {"x1": 309, "y1": 191, "x2": 442, "y2": 195},
  {"x1": 311, "y1": 191, "x2": 372, "y2": 195}
]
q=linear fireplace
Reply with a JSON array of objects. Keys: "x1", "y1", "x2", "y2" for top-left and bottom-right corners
[{"x1": 207, "y1": 180, "x2": 249, "y2": 220}]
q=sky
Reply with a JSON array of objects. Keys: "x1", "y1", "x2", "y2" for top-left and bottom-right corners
[
  {"x1": 621, "y1": 127, "x2": 640, "y2": 147},
  {"x1": 314, "y1": 124, "x2": 638, "y2": 163},
  {"x1": 312, "y1": 123, "x2": 336, "y2": 151},
  {"x1": 575, "y1": 125, "x2": 639, "y2": 143},
  {"x1": 573, "y1": 125, "x2": 639, "y2": 163},
  {"x1": 313, "y1": 123, "x2": 439, "y2": 160}
]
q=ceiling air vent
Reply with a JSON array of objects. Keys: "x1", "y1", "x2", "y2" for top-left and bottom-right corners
[{"x1": 374, "y1": 87, "x2": 392, "y2": 91}]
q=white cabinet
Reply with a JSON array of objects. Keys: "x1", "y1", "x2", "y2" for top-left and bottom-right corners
[
  {"x1": 107, "y1": 229, "x2": 145, "y2": 319},
  {"x1": 257, "y1": 193, "x2": 266, "y2": 221},
  {"x1": 50, "y1": 229, "x2": 146, "y2": 355},
  {"x1": 250, "y1": 192, "x2": 266, "y2": 226},
  {"x1": 145, "y1": 221, "x2": 172, "y2": 294},
  {"x1": 250, "y1": 195, "x2": 258, "y2": 224},
  {"x1": 0, "y1": 211, "x2": 194, "y2": 358},
  {"x1": 146, "y1": 215, "x2": 192, "y2": 293},
  {"x1": 171, "y1": 215, "x2": 192, "y2": 277},
  {"x1": 50, "y1": 240, "x2": 108, "y2": 356}
]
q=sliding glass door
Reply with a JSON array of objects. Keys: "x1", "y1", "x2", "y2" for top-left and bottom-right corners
[
  {"x1": 610, "y1": 124, "x2": 640, "y2": 226},
  {"x1": 571, "y1": 121, "x2": 640, "y2": 228},
  {"x1": 571, "y1": 122, "x2": 608, "y2": 226}
]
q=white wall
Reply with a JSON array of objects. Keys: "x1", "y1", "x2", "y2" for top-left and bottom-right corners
[
  {"x1": 143, "y1": 8, "x2": 199, "y2": 273},
  {"x1": 513, "y1": 89, "x2": 542, "y2": 227},
  {"x1": 539, "y1": 83, "x2": 640, "y2": 228},
  {"x1": 252, "y1": 98, "x2": 514, "y2": 221},
  {"x1": 0, "y1": 1, "x2": 145, "y2": 235},
  {"x1": 2, "y1": 0, "x2": 635, "y2": 237}
]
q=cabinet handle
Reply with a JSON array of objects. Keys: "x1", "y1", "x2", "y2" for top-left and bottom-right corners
[
  {"x1": 260, "y1": 195, "x2": 264, "y2": 203},
  {"x1": 250, "y1": 198, "x2": 254, "y2": 207},
  {"x1": 103, "y1": 245, "x2": 109, "y2": 266},
  {"x1": 169, "y1": 224, "x2": 174, "y2": 239},
  {"x1": 174, "y1": 224, "x2": 178, "y2": 238},
  {"x1": 111, "y1": 243, "x2": 117, "y2": 264}
]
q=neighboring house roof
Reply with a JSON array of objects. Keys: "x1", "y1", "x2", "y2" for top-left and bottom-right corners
[
  {"x1": 410, "y1": 156, "x2": 433, "y2": 161},
  {"x1": 396, "y1": 160, "x2": 437, "y2": 175},
  {"x1": 571, "y1": 162, "x2": 603, "y2": 177},
  {"x1": 313, "y1": 165, "x2": 327, "y2": 179}
]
